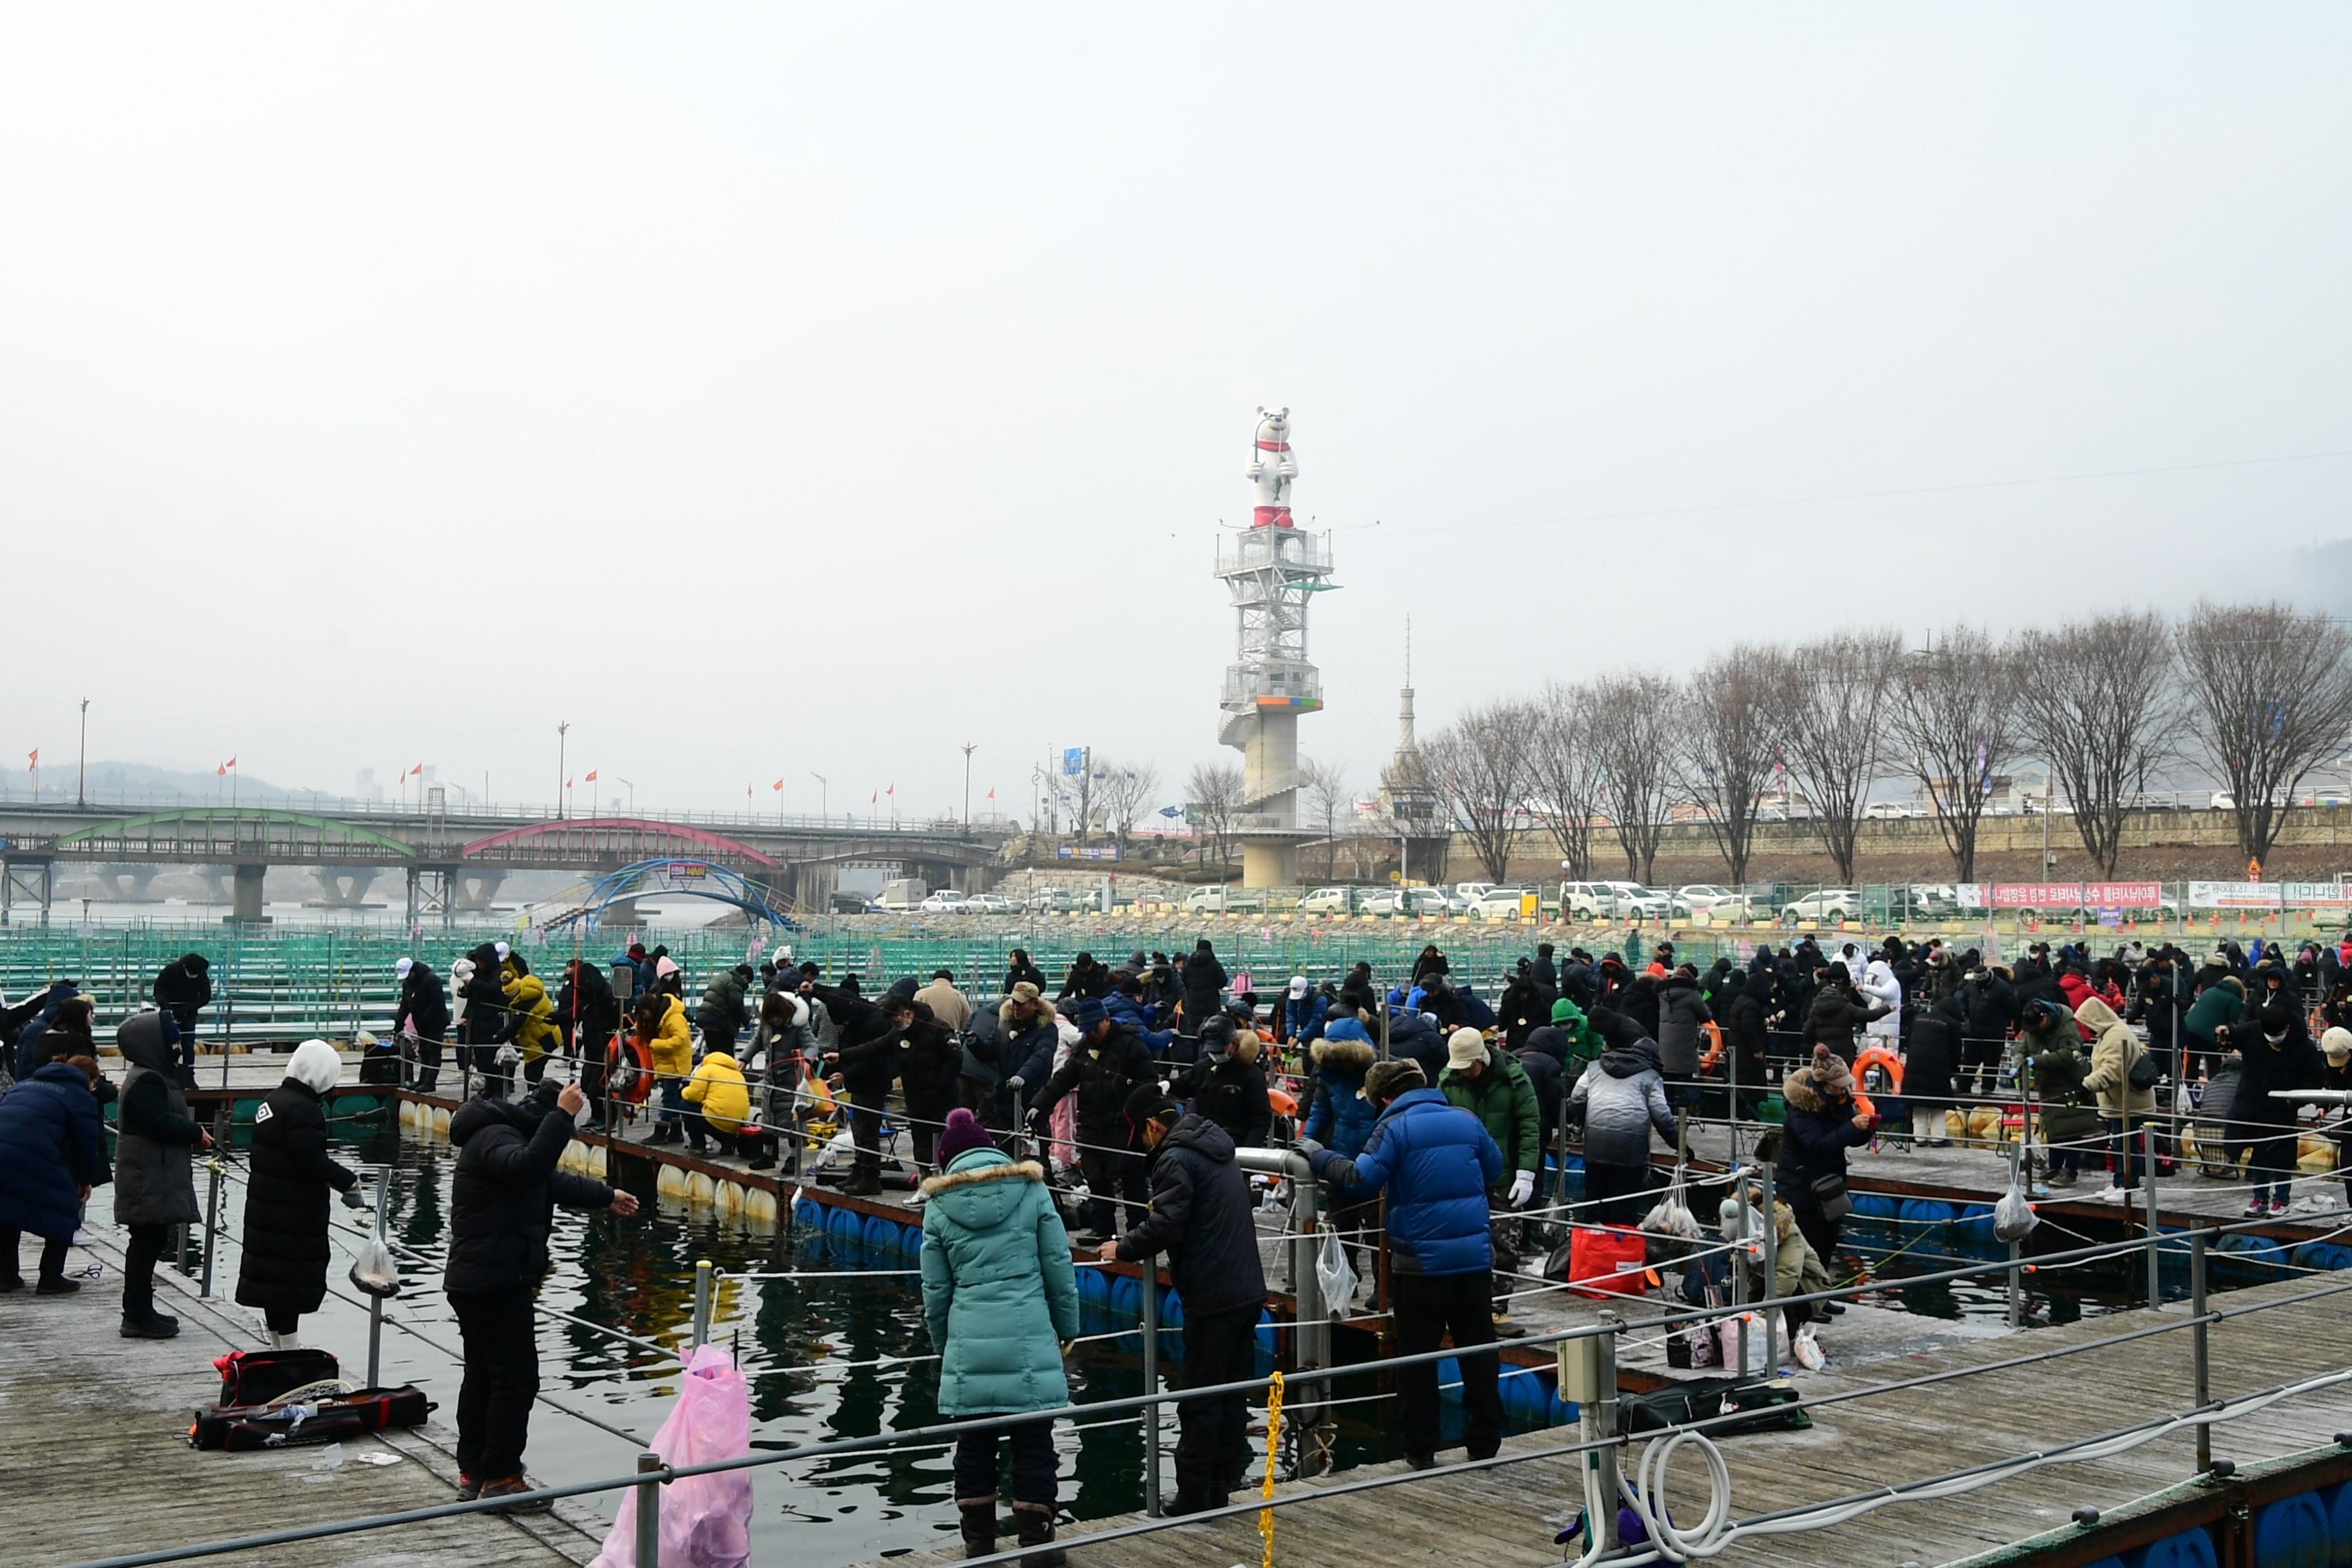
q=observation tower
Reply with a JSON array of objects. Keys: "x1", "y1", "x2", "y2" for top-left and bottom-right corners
[{"x1": 1216, "y1": 407, "x2": 1338, "y2": 887}]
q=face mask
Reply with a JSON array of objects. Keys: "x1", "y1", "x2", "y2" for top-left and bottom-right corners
[{"x1": 2267, "y1": 1032, "x2": 2289, "y2": 1047}]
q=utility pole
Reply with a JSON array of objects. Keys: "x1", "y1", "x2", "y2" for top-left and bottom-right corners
[
  {"x1": 810, "y1": 772, "x2": 828, "y2": 826},
  {"x1": 961, "y1": 743, "x2": 978, "y2": 826},
  {"x1": 618, "y1": 778, "x2": 634, "y2": 816},
  {"x1": 76, "y1": 698, "x2": 88, "y2": 808},
  {"x1": 557, "y1": 721, "x2": 570, "y2": 819}
]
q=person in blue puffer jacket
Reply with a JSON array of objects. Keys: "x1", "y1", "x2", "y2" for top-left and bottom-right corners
[
  {"x1": 1281, "y1": 977, "x2": 1329, "y2": 1047},
  {"x1": 1306, "y1": 1059, "x2": 1503, "y2": 1471},
  {"x1": 1106, "y1": 976, "x2": 1177, "y2": 1055}
]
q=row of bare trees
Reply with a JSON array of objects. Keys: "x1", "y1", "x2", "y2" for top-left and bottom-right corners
[{"x1": 1415, "y1": 602, "x2": 2352, "y2": 885}]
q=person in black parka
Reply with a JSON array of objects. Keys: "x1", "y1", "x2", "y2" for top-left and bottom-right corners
[
  {"x1": 236, "y1": 1039, "x2": 360, "y2": 1348},
  {"x1": 445, "y1": 1080, "x2": 638, "y2": 1509},
  {"x1": 152, "y1": 953, "x2": 212, "y2": 1075},
  {"x1": 1181, "y1": 940, "x2": 1229, "y2": 1033},
  {"x1": 115, "y1": 1012, "x2": 206, "y2": 1337},
  {"x1": 397, "y1": 957, "x2": 453, "y2": 1093},
  {"x1": 1185, "y1": 1018, "x2": 1273, "y2": 1150}
]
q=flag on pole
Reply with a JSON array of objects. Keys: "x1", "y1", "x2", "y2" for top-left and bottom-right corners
[
  {"x1": 24, "y1": 749, "x2": 35, "y2": 770},
  {"x1": 986, "y1": 787, "x2": 995, "y2": 799},
  {"x1": 585, "y1": 770, "x2": 597, "y2": 783},
  {"x1": 224, "y1": 757, "x2": 237, "y2": 770},
  {"x1": 871, "y1": 789, "x2": 878, "y2": 804},
  {"x1": 410, "y1": 762, "x2": 423, "y2": 777},
  {"x1": 887, "y1": 783, "x2": 895, "y2": 796},
  {"x1": 216, "y1": 763, "x2": 226, "y2": 776},
  {"x1": 771, "y1": 779, "x2": 783, "y2": 791},
  {"x1": 565, "y1": 778, "x2": 573, "y2": 789}
]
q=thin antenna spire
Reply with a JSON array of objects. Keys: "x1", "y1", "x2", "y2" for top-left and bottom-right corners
[{"x1": 1404, "y1": 615, "x2": 1413, "y2": 687}]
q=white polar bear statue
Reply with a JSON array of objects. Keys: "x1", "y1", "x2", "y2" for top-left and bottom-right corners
[{"x1": 1244, "y1": 406, "x2": 1298, "y2": 528}]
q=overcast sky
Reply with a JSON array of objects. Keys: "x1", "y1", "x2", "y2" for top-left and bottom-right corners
[{"x1": 5, "y1": 5, "x2": 2348, "y2": 823}]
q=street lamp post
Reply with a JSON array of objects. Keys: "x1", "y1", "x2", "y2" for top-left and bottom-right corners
[
  {"x1": 76, "y1": 698, "x2": 88, "y2": 808},
  {"x1": 961, "y1": 743, "x2": 977, "y2": 827},
  {"x1": 810, "y1": 772, "x2": 828, "y2": 827},
  {"x1": 557, "y1": 721, "x2": 570, "y2": 819},
  {"x1": 618, "y1": 778, "x2": 634, "y2": 816}
]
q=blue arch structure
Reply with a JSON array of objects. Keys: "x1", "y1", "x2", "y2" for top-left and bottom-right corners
[{"x1": 561, "y1": 858, "x2": 801, "y2": 934}]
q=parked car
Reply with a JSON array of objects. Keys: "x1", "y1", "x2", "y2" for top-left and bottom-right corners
[
  {"x1": 1026, "y1": 888, "x2": 1084, "y2": 912},
  {"x1": 829, "y1": 890, "x2": 877, "y2": 914},
  {"x1": 1781, "y1": 888, "x2": 1862, "y2": 925},
  {"x1": 1464, "y1": 887, "x2": 1534, "y2": 921},
  {"x1": 1362, "y1": 886, "x2": 1453, "y2": 917},
  {"x1": 1298, "y1": 886, "x2": 1362, "y2": 914},
  {"x1": 1558, "y1": 881, "x2": 1672, "y2": 922},
  {"x1": 919, "y1": 890, "x2": 970, "y2": 914},
  {"x1": 966, "y1": 892, "x2": 1019, "y2": 915},
  {"x1": 1672, "y1": 885, "x2": 1759, "y2": 920},
  {"x1": 1452, "y1": 881, "x2": 1497, "y2": 904},
  {"x1": 1184, "y1": 885, "x2": 1268, "y2": 914}
]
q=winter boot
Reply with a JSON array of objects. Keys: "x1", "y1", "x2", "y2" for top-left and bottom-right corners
[
  {"x1": 1012, "y1": 1502, "x2": 1066, "y2": 1568},
  {"x1": 121, "y1": 1312, "x2": 179, "y2": 1339},
  {"x1": 956, "y1": 1496, "x2": 997, "y2": 1559}
]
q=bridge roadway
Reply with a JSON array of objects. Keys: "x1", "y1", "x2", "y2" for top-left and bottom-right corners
[{"x1": 0, "y1": 799, "x2": 1004, "y2": 925}]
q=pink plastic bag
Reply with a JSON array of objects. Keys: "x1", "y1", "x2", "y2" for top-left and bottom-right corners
[{"x1": 593, "y1": 1344, "x2": 752, "y2": 1568}]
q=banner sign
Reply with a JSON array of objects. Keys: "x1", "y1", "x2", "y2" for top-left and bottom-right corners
[
  {"x1": 1055, "y1": 843, "x2": 1120, "y2": 861},
  {"x1": 2188, "y1": 881, "x2": 2282, "y2": 910},
  {"x1": 1987, "y1": 882, "x2": 2162, "y2": 909}
]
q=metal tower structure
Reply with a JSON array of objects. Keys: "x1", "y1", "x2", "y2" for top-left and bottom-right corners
[
  {"x1": 1378, "y1": 619, "x2": 1449, "y2": 884},
  {"x1": 1217, "y1": 407, "x2": 1338, "y2": 887}
]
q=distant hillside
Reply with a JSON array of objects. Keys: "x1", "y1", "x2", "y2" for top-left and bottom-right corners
[{"x1": 74, "y1": 761, "x2": 324, "y2": 803}]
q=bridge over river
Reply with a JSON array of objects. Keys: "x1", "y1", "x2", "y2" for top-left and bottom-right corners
[{"x1": 0, "y1": 799, "x2": 1005, "y2": 925}]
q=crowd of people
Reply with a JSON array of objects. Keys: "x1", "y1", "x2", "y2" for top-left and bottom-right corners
[{"x1": 5, "y1": 922, "x2": 2347, "y2": 1540}]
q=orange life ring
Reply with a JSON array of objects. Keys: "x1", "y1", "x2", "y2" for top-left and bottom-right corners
[
  {"x1": 1853, "y1": 1090, "x2": 1877, "y2": 1122},
  {"x1": 1854, "y1": 1046, "x2": 1905, "y2": 1094},
  {"x1": 606, "y1": 1035, "x2": 655, "y2": 1104},
  {"x1": 1698, "y1": 1020, "x2": 1725, "y2": 1072},
  {"x1": 1268, "y1": 1086, "x2": 1300, "y2": 1118}
]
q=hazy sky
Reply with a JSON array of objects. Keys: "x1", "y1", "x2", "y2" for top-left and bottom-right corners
[{"x1": 6, "y1": 6, "x2": 2349, "y2": 822}]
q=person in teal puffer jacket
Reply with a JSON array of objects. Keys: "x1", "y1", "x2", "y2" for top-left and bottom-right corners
[{"x1": 920, "y1": 1108, "x2": 1081, "y2": 1563}]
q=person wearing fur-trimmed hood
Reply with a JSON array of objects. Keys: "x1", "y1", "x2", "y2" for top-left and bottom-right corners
[
  {"x1": 919, "y1": 1108, "x2": 1080, "y2": 1563},
  {"x1": 235, "y1": 1039, "x2": 360, "y2": 1348}
]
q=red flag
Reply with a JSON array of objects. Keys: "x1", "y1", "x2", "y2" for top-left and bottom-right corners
[
  {"x1": 771, "y1": 779, "x2": 783, "y2": 791},
  {"x1": 986, "y1": 787, "x2": 995, "y2": 799},
  {"x1": 224, "y1": 756, "x2": 237, "y2": 770},
  {"x1": 409, "y1": 762, "x2": 423, "y2": 777},
  {"x1": 871, "y1": 789, "x2": 878, "y2": 804},
  {"x1": 24, "y1": 749, "x2": 35, "y2": 770},
  {"x1": 216, "y1": 762, "x2": 225, "y2": 776},
  {"x1": 585, "y1": 770, "x2": 597, "y2": 783},
  {"x1": 887, "y1": 783, "x2": 896, "y2": 796},
  {"x1": 565, "y1": 778, "x2": 573, "y2": 789}
]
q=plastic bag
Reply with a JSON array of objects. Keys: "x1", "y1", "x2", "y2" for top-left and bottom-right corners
[
  {"x1": 593, "y1": 1344, "x2": 752, "y2": 1568},
  {"x1": 347, "y1": 1233, "x2": 399, "y2": 1298},
  {"x1": 1993, "y1": 1181, "x2": 2038, "y2": 1243},
  {"x1": 1791, "y1": 1324, "x2": 1826, "y2": 1372},
  {"x1": 1317, "y1": 1228, "x2": 1360, "y2": 1320}
]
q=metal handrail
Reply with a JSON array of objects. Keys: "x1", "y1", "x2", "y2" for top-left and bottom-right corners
[{"x1": 66, "y1": 1201, "x2": 2335, "y2": 1568}]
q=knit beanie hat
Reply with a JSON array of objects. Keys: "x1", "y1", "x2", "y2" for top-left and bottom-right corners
[
  {"x1": 1072, "y1": 996, "x2": 1108, "y2": 1032},
  {"x1": 1810, "y1": 1045, "x2": 1854, "y2": 1096},
  {"x1": 936, "y1": 1108, "x2": 994, "y2": 1168}
]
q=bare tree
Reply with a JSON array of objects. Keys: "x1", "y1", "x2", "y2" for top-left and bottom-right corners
[
  {"x1": 1524, "y1": 683, "x2": 1607, "y2": 879},
  {"x1": 2014, "y1": 612, "x2": 2177, "y2": 876},
  {"x1": 1770, "y1": 630, "x2": 1903, "y2": 884},
  {"x1": 1681, "y1": 647, "x2": 1786, "y2": 885},
  {"x1": 1300, "y1": 758, "x2": 1352, "y2": 881},
  {"x1": 1885, "y1": 627, "x2": 2021, "y2": 881},
  {"x1": 2177, "y1": 600, "x2": 2352, "y2": 863},
  {"x1": 1585, "y1": 672, "x2": 1681, "y2": 882},
  {"x1": 1185, "y1": 761, "x2": 1243, "y2": 879},
  {"x1": 1424, "y1": 701, "x2": 1536, "y2": 882},
  {"x1": 1092, "y1": 760, "x2": 1160, "y2": 856}
]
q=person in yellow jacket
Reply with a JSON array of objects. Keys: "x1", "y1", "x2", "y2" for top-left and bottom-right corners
[
  {"x1": 635, "y1": 990, "x2": 695, "y2": 1146},
  {"x1": 502, "y1": 957, "x2": 563, "y2": 1091},
  {"x1": 681, "y1": 1051, "x2": 751, "y2": 1156}
]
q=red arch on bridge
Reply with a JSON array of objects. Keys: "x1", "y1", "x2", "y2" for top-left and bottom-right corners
[{"x1": 458, "y1": 817, "x2": 781, "y2": 867}]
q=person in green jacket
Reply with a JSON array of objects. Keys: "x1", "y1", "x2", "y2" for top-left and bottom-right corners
[
  {"x1": 2182, "y1": 975, "x2": 2246, "y2": 1081},
  {"x1": 1438, "y1": 1026, "x2": 1544, "y2": 1337},
  {"x1": 2032, "y1": 1033, "x2": 2102, "y2": 1188},
  {"x1": 1549, "y1": 997, "x2": 1605, "y2": 1071},
  {"x1": 919, "y1": 1109, "x2": 1081, "y2": 1563}
]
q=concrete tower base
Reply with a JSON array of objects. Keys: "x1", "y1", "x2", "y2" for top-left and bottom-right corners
[{"x1": 1242, "y1": 839, "x2": 1298, "y2": 888}]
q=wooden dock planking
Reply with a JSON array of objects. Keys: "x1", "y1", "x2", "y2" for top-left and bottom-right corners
[
  {"x1": 858, "y1": 1273, "x2": 2352, "y2": 1568},
  {"x1": 1, "y1": 1226, "x2": 603, "y2": 1568}
]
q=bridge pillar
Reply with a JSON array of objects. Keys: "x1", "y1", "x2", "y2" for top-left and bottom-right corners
[
  {"x1": 406, "y1": 865, "x2": 459, "y2": 929},
  {"x1": 2, "y1": 858, "x2": 55, "y2": 928},
  {"x1": 451, "y1": 870, "x2": 506, "y2": 914},
  {"x1": 309, "y1": 867, "x2": 380, "y2": 908},
  {"x1": 787, "y1": 863, "x2": 838, "y2": 911},
  {"x1": 227, "y1": 863, "x2": 270, "y2": 925},
  {"x1": 199, "y1": 866, "x2": 235, "y2": 908},
  {"x1": 92, "y1": 864, "x2": 161, "y2": 902},
  {"x1": 600, "y1": 897, "x2": 646, "y2": 930}
]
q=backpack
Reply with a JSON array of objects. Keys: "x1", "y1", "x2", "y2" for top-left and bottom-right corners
[
  {"x1": 213, "y1": 1348, "x2": 341, "y2": 1407},
  {"x1": 190, "y1": 1386, "x2": 432, "y2": 1451},
  {"x1": 2126, "y1": 1039, "x2": 2162, "y2": 1092}
]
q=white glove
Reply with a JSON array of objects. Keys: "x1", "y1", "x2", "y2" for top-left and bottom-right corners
[{"x1": 1509, "y1": 1170, "x2": 1536, "y2": 1208}]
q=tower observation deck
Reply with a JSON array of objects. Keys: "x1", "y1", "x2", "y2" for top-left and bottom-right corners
[{"x1": 1216, "y1": 407, "x2": 1338, "y2": 887}]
